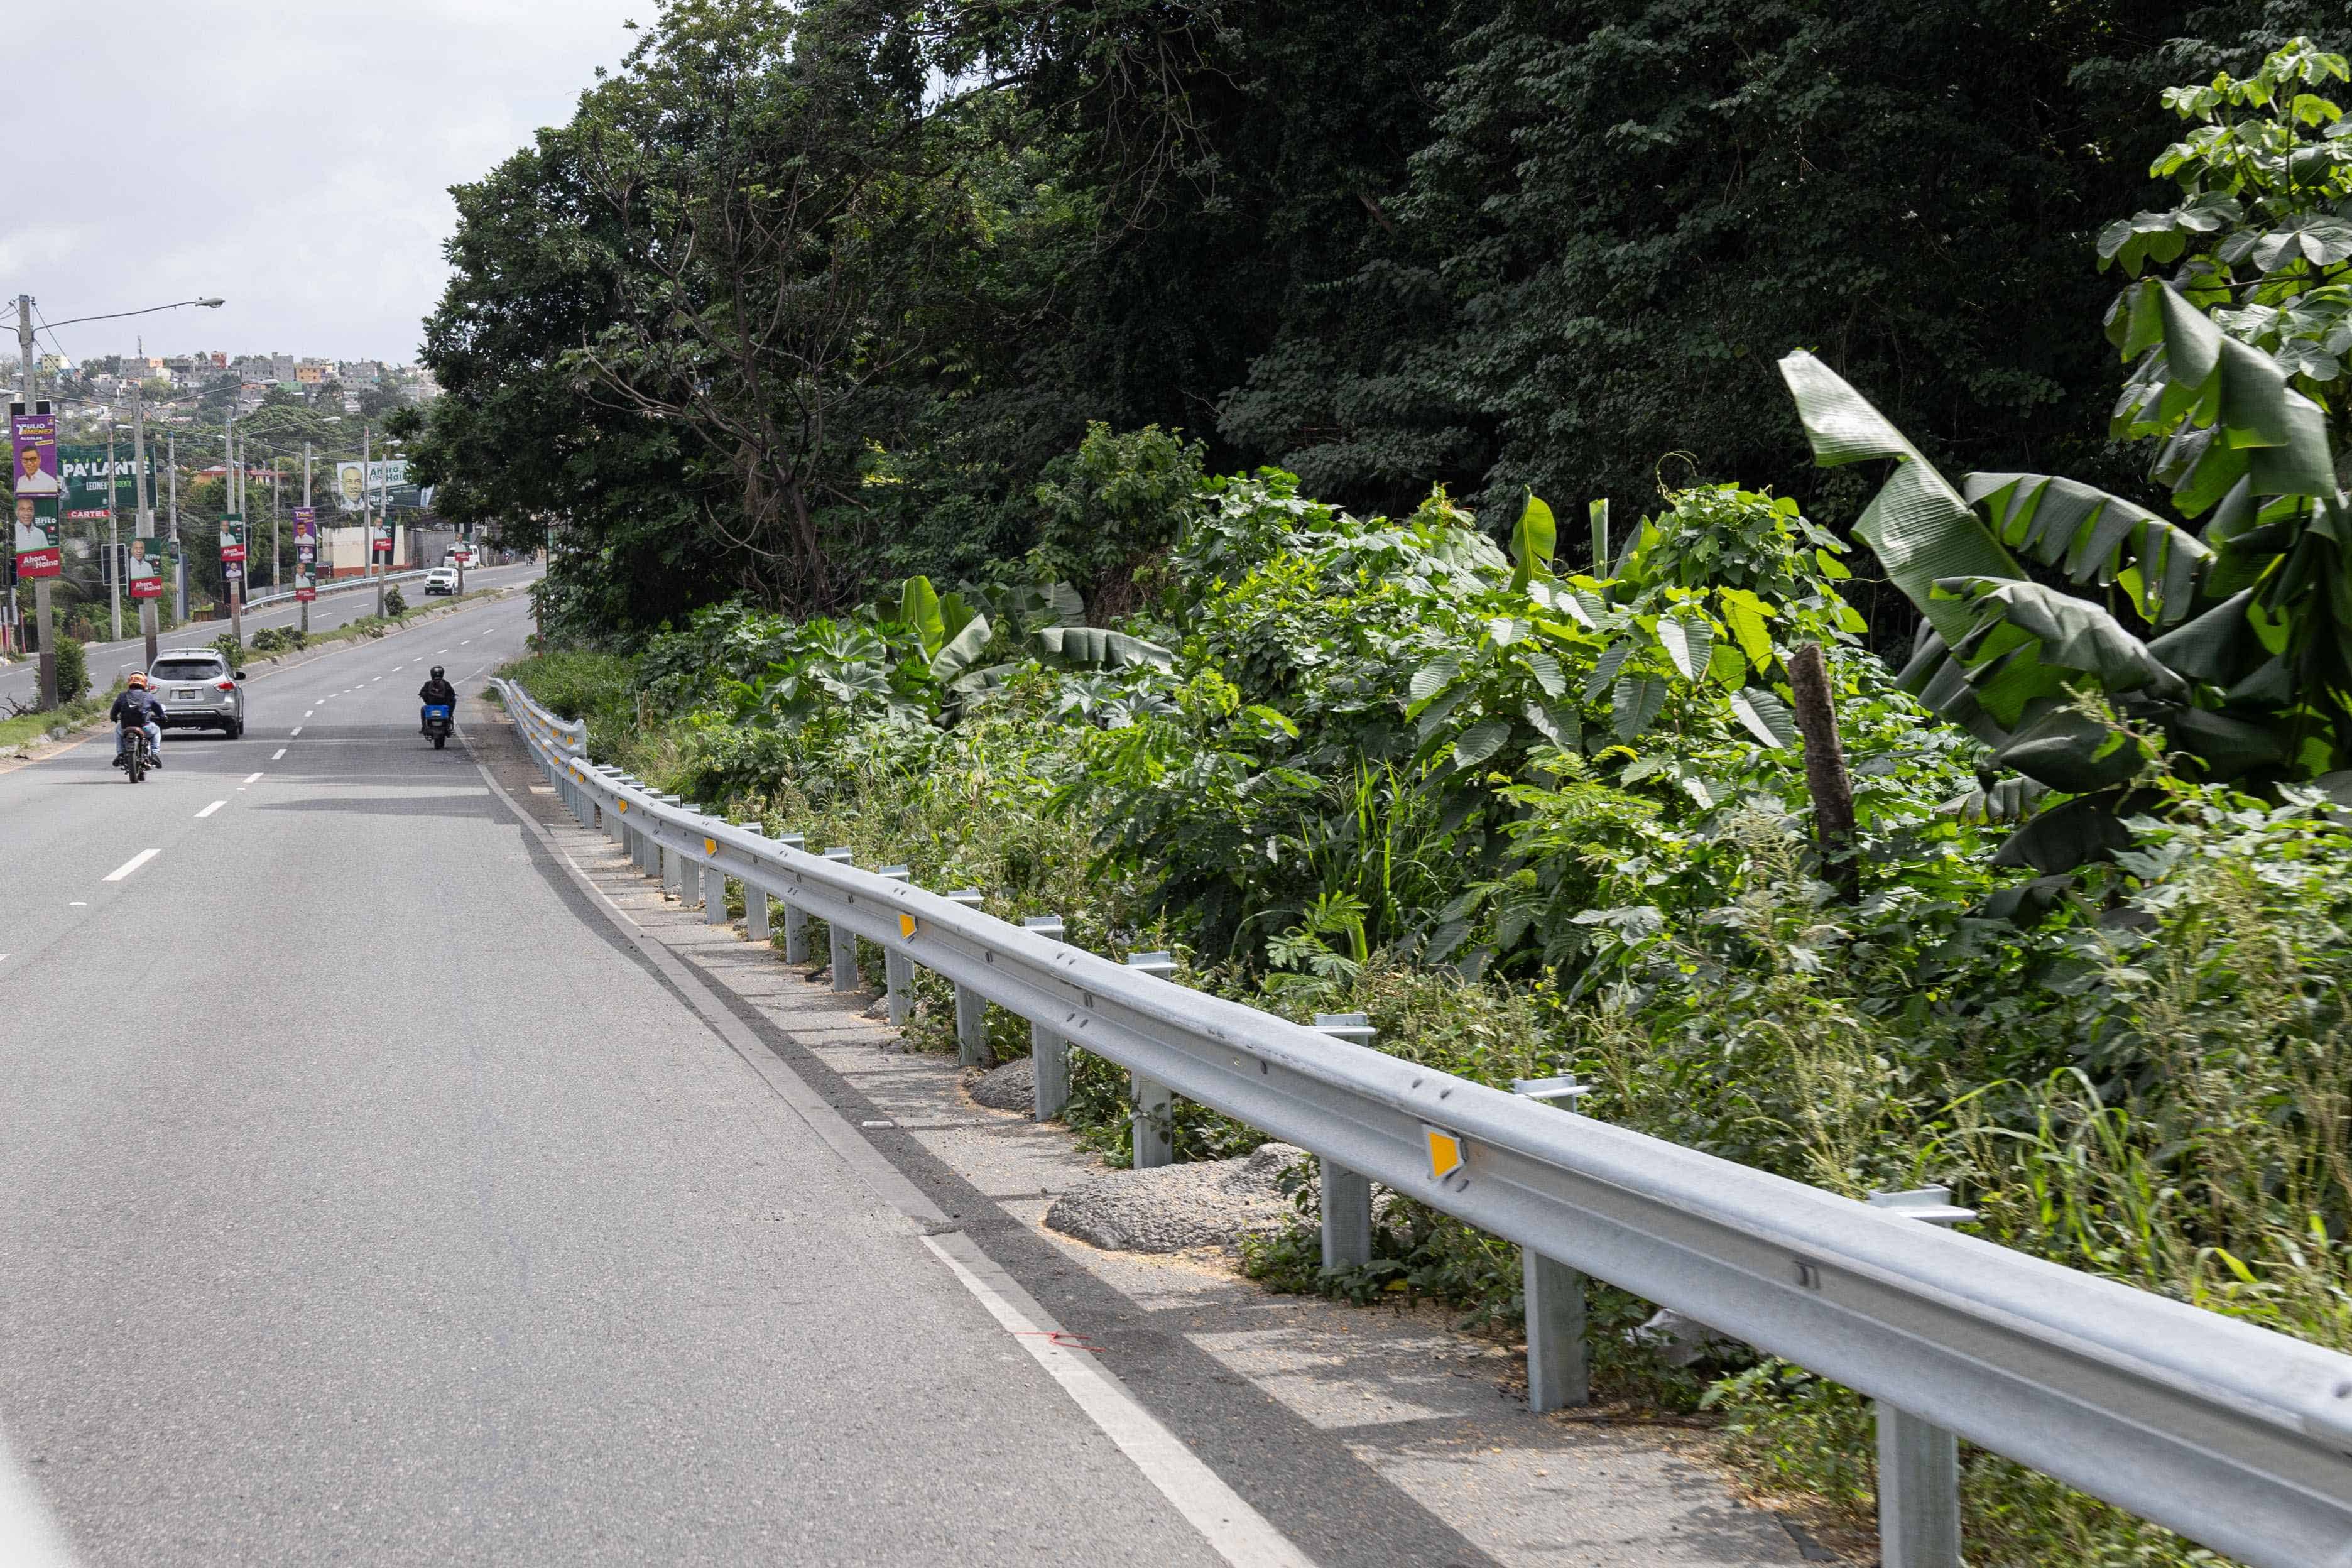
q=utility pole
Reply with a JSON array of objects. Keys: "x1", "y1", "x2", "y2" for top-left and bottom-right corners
[
  {"x1": 17, "y1": 294, "x2": 56, "y2": 710},
  {"x1": 106, "y1": 418, "x2": 122, "y2": 641},
  {"x1": 226, "y1": 410, "x2": 242, "y2": 647},
  {"x1": 300, "y1": 440, "x2": 312, "y2": 636},
  {"x1": 367, "y1": 423, "x2": 383, "y2": 619},
  {"x1": 134, "y1": 377, "x2": 157, "y2": 668},
  {"x1": 168, "y1": 433, "x2": 182, "y2": 625}
]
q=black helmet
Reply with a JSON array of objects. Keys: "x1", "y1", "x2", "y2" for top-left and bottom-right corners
[{"x1": 430, "y1": 665, "x2": 445, "y2": 678}]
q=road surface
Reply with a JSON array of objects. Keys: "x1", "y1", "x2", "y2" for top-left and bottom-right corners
[
  {"x1": 0, "y1": 562, "x2": 542, "y2": 709},
  {"x1": 0, "y1": 590, "x2": 1239, "y2": 1566}
]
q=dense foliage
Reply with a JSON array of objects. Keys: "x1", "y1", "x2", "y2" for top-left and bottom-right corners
[{"x1": 413, "y1": 0, "x2": 2348, "y2": 643}]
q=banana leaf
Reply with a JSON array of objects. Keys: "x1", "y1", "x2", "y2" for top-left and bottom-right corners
[{"x1": 1033, "y1": 624, "x2": 1175, "y2": 672}]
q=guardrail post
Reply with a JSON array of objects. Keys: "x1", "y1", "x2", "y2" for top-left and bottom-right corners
[
  {"x1": 662, "y1": 800, "x2": 689, "y2": 895},
  {"x1": 1315, "y1": 1013, "x2": 1378, "y2": 1269},
  {"x1": 741, "y1": 829, "x2": 770, "y2": 940},
  {"x1": 943, "y1": 890, "x2": 988, "y2": 1064},
  {"x1": 1026, "y1": 916, "x2": 1069, "y2": 1119},
  {"x1": 1868, "y1": 1186, "x2": 1975, "y2": 1568},
  {"x1": 877, "y1": 866, "x2": 913, "y2": 1023},
  {"x1": 1128, "y1": 952, "x2": 1181, "y2": 1169},
  {"x1": 824, "y1": 849, "x2": 859, "y2": 991},
  {"x1": 775, "y1": 835, "x2": 807, "y2": 959},
  {"x1": 704, "y1": 843, "x2": 731, "y2": 926},
  {"x1": 1513, "y1": 1074, "x2": 1593, "y2": 1412}
]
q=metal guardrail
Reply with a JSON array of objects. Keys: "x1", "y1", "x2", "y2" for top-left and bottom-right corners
[
  {"x1": 244, "y1": 567, "x2": 433, "y2": 611},
  {"x1": 497, "y1": 677, "x2": 2352, "y2": 1568}
]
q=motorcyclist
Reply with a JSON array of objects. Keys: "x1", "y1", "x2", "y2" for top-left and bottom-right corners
[
  {"x1": 418, "y1": 665, "x2": 457, "y2": 734},
  {"x1": 109, "y1": 672, "x2": 166, "y2": 770}
]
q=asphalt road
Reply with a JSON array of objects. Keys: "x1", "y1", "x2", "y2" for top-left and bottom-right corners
[
  {"x1": 0, "y1": 562, "x2": 543, "y2": 707},
  {"x1": 0, "y1": 592, "x2": 1238, "y2": 1566}
]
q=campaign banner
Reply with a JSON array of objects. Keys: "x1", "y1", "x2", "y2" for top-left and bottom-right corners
[
  {"x1": 10, "y1": 411, "x2": 58, "y2": 498},
  {"x1": 293, "y1": 506, "x2": 316, "y2": 539},
  {"x1": 219, "y1": 511, "x2": 247, "y2": 565},
  {"x1": 59, "y1": 446, "x2": 159, "y2": 520},
  {"x1": 334, "y1": 459, "x2": 423, "y2": 513},
  {"x1": 12, "y1": 494, "x2": 59, "y2": 579},
  {"x1": 371, "y1": 523, "x2": 393, "y2": 560},
  {"x1": 295, "y1": 569, "x2": 316, "y2": 604},
  {"x1": 11, "y1": 411, "x2": 60, "y2": 574},
  {"x1": 126, "y1": 536, "x2": 163, "y2": 598}
]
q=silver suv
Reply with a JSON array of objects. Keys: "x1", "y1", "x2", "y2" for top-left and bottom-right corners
[{"x1": 148, "y1": 651, "x2": 248, "y2": 738}]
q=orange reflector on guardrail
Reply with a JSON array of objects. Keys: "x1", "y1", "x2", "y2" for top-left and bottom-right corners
[
  {"x1": 1425, "y1": 1126, "x2": 1464, "y2": 1181},
  {"x1": 899, "y1": 914, "x2": 918, "y2": 939},
  {"x1": 704, "y1": 837, "x2": 717, "y2": 856}
]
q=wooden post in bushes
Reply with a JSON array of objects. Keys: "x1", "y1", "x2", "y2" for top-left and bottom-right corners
[{"x1": 1787, "y1": 643, "x2": 1859, "y2": 904}]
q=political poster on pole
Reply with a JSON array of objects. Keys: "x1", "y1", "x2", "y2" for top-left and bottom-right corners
[
  {"x1": 219, "y1": 510, "x2": 247, "y2": 565},
  {"x1": 127, "y1": 535, "x2": 163, "y2": 599},
  {"x1": 10, "y1": 411, "x2": 62, "y2": 579},
  {"x1": 372, "y1": 521, "x2": 393, "y2": 561},
  {"x1": 295, "y1": 568, "x2": 316, "y2": 604},
  {"x1": 293, "y1": 506, "x2": 317, "y2": 564}
]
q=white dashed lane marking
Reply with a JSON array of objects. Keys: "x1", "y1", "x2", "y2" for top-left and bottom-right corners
[
  {"x1": 195, "y1": 801, "x2": 226, "y2": 819},
  {"x1": 104, "y1": 849, "x2": 161, "y2": 883},
  {"x1": 290, "y1": 727, "x2": 302, "y2": 737},
  {"x1": 271, "y1": 748, "x2": 287, "y2": 760},
  {"x1": 242, "y1": 772, "x2": 263, "y2": 784}
]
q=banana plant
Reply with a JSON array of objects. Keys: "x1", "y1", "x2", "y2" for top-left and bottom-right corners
[
  {"x1": 1779, "y1": 278, "x2": 2352, "y2": 871},
  {"x1": 898, "y1": 575, "x2": 993, "y2": 685}
]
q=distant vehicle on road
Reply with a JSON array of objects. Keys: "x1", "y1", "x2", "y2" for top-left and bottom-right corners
[
  {"x1": 147, "y1": 651, "x2": 248, "y2": 739},
  {"x1": 440, "y1": 546, "x2": 477, "y2": 567},
  {"x1": 423, "y1": 567, "x2": 459, "y2": 596}
]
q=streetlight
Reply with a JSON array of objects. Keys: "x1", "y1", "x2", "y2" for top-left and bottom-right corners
[{"x1": 13, "y1": 294, "x2": 223, "y2": 709}]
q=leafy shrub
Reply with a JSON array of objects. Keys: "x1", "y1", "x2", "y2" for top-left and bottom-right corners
[
  {"x1": 207, "y1": 632, "x2": 244, "y2": 667},
  {"x1": 248, "y1": 627, "x2": 308, "y2": 655},
  {"x1": 50, "y1": 636, "x2": 87, "y2": 704},
  {"x1": 384, "y1": 586, "x2": 408, "y2": 618}
]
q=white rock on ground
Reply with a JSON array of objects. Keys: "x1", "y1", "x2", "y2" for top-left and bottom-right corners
[{"x1": 1045, "y1": 1142, "x2": 1311, "y2": 1253}]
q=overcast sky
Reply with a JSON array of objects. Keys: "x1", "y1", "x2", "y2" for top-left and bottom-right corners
[{"x1": 5, "y1": 1, "x2": 645, "y2": 368}]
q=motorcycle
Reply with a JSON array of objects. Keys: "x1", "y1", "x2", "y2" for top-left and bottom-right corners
[
  {"x1": 113, "y1": 722, "x2": 155, "y2": 783},
  {"x1": 422, "y1": 702, "x2": 454, "y2": 750}
]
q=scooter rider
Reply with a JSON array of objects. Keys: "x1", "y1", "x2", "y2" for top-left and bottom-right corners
[
  {"x1": 109, "y1": 672, "x2": 166, "y2": 770},
  {"x1": 418, "y1": 665, "x2": 457, "y2": 734}
]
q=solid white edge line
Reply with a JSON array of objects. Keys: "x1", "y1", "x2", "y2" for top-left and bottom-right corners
[
  {"x1": 271, "y1": 748, "x2": 286, "y2": 761},
  {"x1": 102, "y1": 848, "x2": 160, "y2": 882},
  {"x1": 195, "y1": 800, "x2": 226, "y2": 818},
  {"x1": 920, "y1": 1230, "x2": 1318, "y2": 1568}
]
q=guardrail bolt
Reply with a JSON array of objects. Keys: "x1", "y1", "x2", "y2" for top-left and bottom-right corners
[
  {"x1": 943, "y1": 890, "x2": 988, "y2": 1064},
  {"x1": 824, "y1": 849, "x2": 859, "y2": 990},
  {"x1": 1026, "y1": 915, "x2": 1069, "y2": 1119},
  {"x1": 1513, "y1": 1073, "x2": 1593, "y2": 1412},
  {"x1": 1868, "y1": 1186, "x2": 1975, "y2": 1568},
  {"x1": 1315, "y1": 1013, "x2": 1378, "y2": 1268},
  {"x1": 878, "y1": 866, "x2": 913, "y2": 1023}
]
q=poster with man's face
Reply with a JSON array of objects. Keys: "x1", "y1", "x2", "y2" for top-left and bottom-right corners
[
  {"x1": 9, "y1": 413, "x2": 58, "y2": 496},
  {"x1": 336, "y1": 462, "x2": 366, "y2": 512},
  {"x1": 12, "y1": 493, "x2": 60, "y2": 577},
  {"x1": 128, "y1": 536, "x2": 162, "y2": 597},
  {"x1": 219, "y1": 511, "x2": 246, "y2": 565}
]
